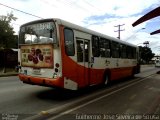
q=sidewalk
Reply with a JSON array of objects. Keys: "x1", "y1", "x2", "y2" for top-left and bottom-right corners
[{"x1": 0, "y1": 68, "x2": 18, "y2": 77}]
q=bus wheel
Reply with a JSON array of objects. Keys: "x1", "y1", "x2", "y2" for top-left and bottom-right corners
[{"x1": 104, "y1": 74, "x2": 109, "y2": 86}]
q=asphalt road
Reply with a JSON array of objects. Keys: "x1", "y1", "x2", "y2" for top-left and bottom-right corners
[
  {"x1": 50, "y1": 74, "x2": 160, "y2": 120},
  {"x1": 0, "y1": 65, "x2": 159, "y2": 120}
]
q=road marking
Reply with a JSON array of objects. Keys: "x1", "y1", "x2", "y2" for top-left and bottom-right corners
[
  {"x1": 40, "y1": 111, "x2": 49, "y2": 115},
  {"x1": 149, "y1": 87, "x2": 160, "y2": 92},
  {"x1": 48, "y1": 74, "x2": 156, "y2": 120},
  {"x1": 129, "y1": 94, "x2": 137, "y2": 100}
]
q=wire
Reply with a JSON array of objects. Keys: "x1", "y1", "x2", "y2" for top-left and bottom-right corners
[
  {"x1": 0, "y1": 2, "x2": 43, "y2": 19},
  {"x1": 83, "y1": 0, "x2": 103, "y2": 12},
  {"x1": 11, "y1": 23, "x2": 20, "y2": 26},
  {"x1": 41, "y1": 0, "x2": 91, "y2": 13},
  {"x1": 40, "y1": 0, "x2": 57, "y2": 8}
]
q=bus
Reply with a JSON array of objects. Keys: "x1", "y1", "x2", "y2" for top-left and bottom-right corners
[{"x1": 18, "y1": 18, "x2": 140, "y2": 90}]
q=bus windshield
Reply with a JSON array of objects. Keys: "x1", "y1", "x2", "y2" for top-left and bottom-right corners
[{"x1": 19, "y1": 21, "x2": 57, "y2": 44}]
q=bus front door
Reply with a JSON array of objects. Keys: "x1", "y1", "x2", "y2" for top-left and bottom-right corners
[{"x1": 76, "y1": 39, "x2": 90, "y2": 87}]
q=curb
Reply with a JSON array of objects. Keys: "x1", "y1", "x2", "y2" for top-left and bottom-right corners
[{"x1": 0, "y1": 73, "x2": 18, "y2": 77}]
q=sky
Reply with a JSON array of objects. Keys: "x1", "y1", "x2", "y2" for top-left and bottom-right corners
[{"x1": 0, "y1": 0, "x2": 160, "y2": 55}]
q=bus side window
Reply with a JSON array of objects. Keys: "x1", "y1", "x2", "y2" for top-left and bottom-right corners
[
  {"x1": 92, "y1": 36, "x2": 100, "y2": 57},
  {"x1": 120, "y1": 44, "x2": 127, "y2": 58},
  {"x1": 77, "y1": 41, "x2": 83, "y2": 62},
  {"x1": 111, "y1": 41, "x2": 120, "y2": 58},
  {"x1": 127, "y1": 46, "x2": 131, "y2": 59},
  {"x1": 99, "y1": 38, "x2": 111, "y2": 58},
  {"x1": 133, "y1": 47, "x2": 136, "y2": 59},
  {"x1": 127, "y1": 46, "x2": 136, "y2": 59},
  {"x1": 64, "y1": 28, "x2": 75, "y2": 56}
]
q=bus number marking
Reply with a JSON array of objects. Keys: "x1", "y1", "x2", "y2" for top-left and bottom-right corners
[{"x1": 105, "y1": 59, "x2": 110, "y2": 66}]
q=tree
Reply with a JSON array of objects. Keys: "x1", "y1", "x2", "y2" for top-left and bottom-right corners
[
  {"x1": 0, "y1": 12, "x2": 17, "y2": 49},
  {"x1": 0, "y1": 12, "x2": 18, "y2": 73},
  {"x1": 139, "y1": 46, "x2": 155, "y2": 64}
]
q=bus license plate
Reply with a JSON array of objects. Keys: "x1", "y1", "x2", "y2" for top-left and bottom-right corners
[{"x1": 32, "y1": 69, "x2": 41, "y2": 75}]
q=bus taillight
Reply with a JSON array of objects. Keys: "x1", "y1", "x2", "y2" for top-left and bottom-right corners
[
  {"x1": 55, "y1": 68, "x2": 58, "y2": 72},
  {"x1": 55, "y1": 63, "x2": 60, "y2": 68},
  {"x1": 55, "y1": 63, "x2": 60, "y2": 72}
]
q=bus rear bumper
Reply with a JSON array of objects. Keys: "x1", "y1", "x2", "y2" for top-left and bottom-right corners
[{"x1": 18, "y1": 74, "x2": 64, "y2": 88}]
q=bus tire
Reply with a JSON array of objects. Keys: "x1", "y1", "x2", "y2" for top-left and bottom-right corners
[
  {"x1": 104, "y1": 75, "x2": 109, "y2": 85},
  {"x1": 103, "y1": 72, "x2": 110, "y2": 86},
  {"x1": 130, "y1": 67, "x2": 135, "y2": 78}
]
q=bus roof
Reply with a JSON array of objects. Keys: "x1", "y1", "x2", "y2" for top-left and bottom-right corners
[{"x1": 20, "y1": 18, "x2": 137, "y2": 48}]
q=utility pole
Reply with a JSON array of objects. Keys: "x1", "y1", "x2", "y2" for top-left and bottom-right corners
[
  {"x1": 114, "y1": 24, "x2": 125, "y2": 39},
  {"x1": 143, "y1": 41, "x2": 149, "y2": 47}
]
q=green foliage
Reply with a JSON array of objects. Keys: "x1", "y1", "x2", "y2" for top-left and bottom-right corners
[
  {"x1": 139, "y1": 46, "x2": 155, "y2": 64},
  {"x1": 0, "y1": 12, "x2": 18, "y2": 49}
]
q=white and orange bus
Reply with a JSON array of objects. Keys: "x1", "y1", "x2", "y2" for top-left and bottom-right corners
[{"x1": 18, "y1": 18, "x2": 140, "y2": 90}]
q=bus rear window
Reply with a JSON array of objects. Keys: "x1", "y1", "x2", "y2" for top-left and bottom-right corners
[{"x1": 19, "y1": 22, "x2": 57, "y2": 44}]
